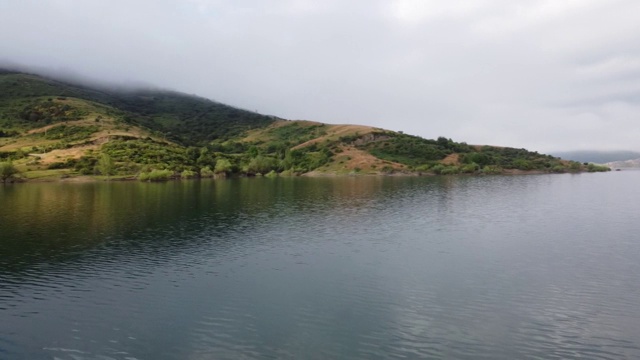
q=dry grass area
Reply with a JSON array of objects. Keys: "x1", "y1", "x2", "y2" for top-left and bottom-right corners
[
  {"x1": 292, "y1": 124, "x2": 379, "y2": 150},
  {"x1": 242, "y1": 120, "x2": 322, "y2": 142},
  {"x1": 28, "y1": 128, "x2": 166, "y2": 165},
  {"x1": 1, "y1": 100, "x2": 166, "y2": 166},
  {"x1": 243, "y1": 120, "x2": 380, "y2": 147},
  {"x1": 308, "y1": 145, "x2": 406, "y2": 175},
  {"x1": 0, "y1": 137, "x2": 60, "y2": 151},
  {"x1": 441, "y1": 153, "x2": 461, "y2": 165},
  {"x1": 30, "y1": 144, "x2": 98, "y2": 165}
]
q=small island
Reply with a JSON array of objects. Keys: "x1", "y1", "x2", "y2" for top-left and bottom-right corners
[{"x1": 0, "y1": 70, "x2": 609, "y2": 183}]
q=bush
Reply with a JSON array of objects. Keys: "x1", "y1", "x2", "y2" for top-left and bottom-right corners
[
  {"x1": 481, "y1": 165, "x2": 503, "y2": 174},
  {"x1": 200, "y1": 166, "x2": 214, "y2": 178},
  {"x1": 431, "y1": 164, "x2": 446, "y2": 174},
  {"x1": 460, "y1": 163, "x2": 479, "y2": 173},
  {"x1": 280, "y1": 169, "x2": 296, "y2": 177},
  {"x1": 247, "y1": 155, "x2": 278, "y2": 175},
  {"x1": 214, "y1": 158, "x2": 233, "y2": 174},
  {"x1": 381, "y1": 165, "x2": 395, "y2": 174},
  {"x1": 569, "y1": 161, "x2": 582, "y2": 171},
  {"x1": 440, "y1": 166, "x2": 460, "y2": 175},
  {"x1": 139, "y1": 169, "x2": 173, "y2": 181},
  {"x1": 47, "y1": 162, "x2": 67, "y2": 170},
  {"x1": 587, "y1": 163, "x2": 610, "y2": 172},
  {"x1": 0, "y1": 161, "x2": 19, "y2": 182},
  {"x1": 181, "y1": 169, "x2": 197, "y2": 179}
]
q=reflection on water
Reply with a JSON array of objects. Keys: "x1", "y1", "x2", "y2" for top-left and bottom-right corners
[{"x1": 2, "y1": 174, "x2": 640, "y2": 359}]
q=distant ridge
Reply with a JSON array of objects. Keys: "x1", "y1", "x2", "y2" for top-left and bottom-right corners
[
  {"x1": 550, "y1": 151, "x2": 640, "y2": 164},
  {"x1": 606, "y1": 158, "x2": 640, "y2": 169}
]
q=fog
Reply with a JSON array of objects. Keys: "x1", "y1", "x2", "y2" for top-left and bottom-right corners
[{"x1": 2, "y1": 0, "x2": 640, "y2": 152}]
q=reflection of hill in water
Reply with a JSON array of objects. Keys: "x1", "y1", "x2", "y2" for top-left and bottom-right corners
[{"x1": 0, "y1": 177, "x2": 454, "y2": 276}]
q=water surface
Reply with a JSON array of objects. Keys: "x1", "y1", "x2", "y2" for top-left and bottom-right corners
[{"x1": 1, "y1": 173, "x2": 640, "y2": 359}]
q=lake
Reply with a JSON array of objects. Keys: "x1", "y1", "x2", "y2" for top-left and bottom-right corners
[{"x1": 1, "y1": 173, "x2": 640, "y2": 359}]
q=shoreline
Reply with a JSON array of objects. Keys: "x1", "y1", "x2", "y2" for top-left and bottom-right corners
[{"x1": 3, "y1": 168, "x2": 600, "y2": 184}]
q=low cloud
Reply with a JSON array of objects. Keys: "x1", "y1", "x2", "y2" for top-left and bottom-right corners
[{"x1": 2, "y1": 0, "x2": 639, "y2": 152}]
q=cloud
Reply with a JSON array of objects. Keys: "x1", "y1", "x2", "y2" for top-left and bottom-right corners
[{"x1": 1, "y1": 0, "x2": 640, "y2": 151}]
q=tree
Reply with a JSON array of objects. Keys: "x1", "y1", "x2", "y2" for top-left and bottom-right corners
[
  {"x1": 196, "y1": 147, "x2": 215, "y2": 168},
  {"x1": 247, "y1": 155, "x2": 277, "y2": 175},
  {"x1": 214, "y1": 158, "x2": 232, "y2": 175},
  {"x1": 0, "y1": 162, "x2": 19, "y2": 183},
  {"x1": 96, "y1": 153, "x2": 114, "y2": 178}
]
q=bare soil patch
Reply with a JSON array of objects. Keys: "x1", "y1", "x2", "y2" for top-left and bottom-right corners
[{"x1": 442, "y1": 153, "x2": 460, "y2": 165}]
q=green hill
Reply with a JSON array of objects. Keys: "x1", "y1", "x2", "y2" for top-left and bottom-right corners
[{"x1": 0, "y1": 69, "x2": 608, "y2": 181}]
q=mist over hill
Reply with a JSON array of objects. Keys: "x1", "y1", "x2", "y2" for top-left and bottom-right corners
[{"x1": 0, "y1": 68, "x2": 609, "y2": 181}]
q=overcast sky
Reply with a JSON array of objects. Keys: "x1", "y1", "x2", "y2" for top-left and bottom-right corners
[{"x1": 2, "y1": 0, "x2": 640, "y2": 152}]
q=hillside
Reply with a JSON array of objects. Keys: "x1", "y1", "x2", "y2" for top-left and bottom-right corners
[{"x1": 0, "y1": 70, "x2": 609, "y2": 181}]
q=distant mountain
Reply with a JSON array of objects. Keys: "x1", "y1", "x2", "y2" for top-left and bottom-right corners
[
  {"x1": 551, "y1": 150, "x2": 640, "y2": 164},
  {"x1": 0, "y1": 69, "x2": 609, "y2": 181},
  {"x1": 606, "y1": 158, "x2": 640, "y2": 169}
]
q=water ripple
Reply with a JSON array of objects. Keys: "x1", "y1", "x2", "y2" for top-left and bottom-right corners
[{"x1": 2, "y1": 175, "x2": 640, "y2": 359}]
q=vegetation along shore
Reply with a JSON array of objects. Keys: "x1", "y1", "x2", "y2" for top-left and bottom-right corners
[{"x1": 0, "y1": 70, "x2": 609, "y2": 183}]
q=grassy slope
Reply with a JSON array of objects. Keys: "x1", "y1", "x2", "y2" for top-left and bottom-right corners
[
  {"x1": 0, "y1": 70, "x2": 608, "y2": 180},
  {"x1": 0, "y1": 71, "x2": 276, "y2": 144}
]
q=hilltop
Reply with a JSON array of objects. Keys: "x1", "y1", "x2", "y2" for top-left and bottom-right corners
[{"x1": 0, "y1": 70, "x2": 608, "y2": 181}]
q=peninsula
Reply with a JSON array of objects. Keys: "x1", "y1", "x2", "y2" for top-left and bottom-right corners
[{"x1": 0, "y1": 70, "x2": 609, "y2": 182}]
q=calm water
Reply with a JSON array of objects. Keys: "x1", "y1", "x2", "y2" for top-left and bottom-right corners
[{"x1": 1, "y1": 173, "x2": 640, "y2": 359}]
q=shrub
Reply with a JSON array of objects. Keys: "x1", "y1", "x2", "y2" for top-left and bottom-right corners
[
  {"x1": 440, "y1": 166, "x2": 460, "y2": 175},
  {"x1": 431, "y1": 164, "x2": 446, "y2": 174},
  {"x1": 461, "y1": 163, "x2": 479, "y2": 173},
  {"x1": 96, "y1": 153, "x2": 114, "y2": 176},
  {"x1": 47, "y1": 162, "x2": 67, "y2": 170},
  {"x1": 587, "y1": 163, "x2": 610, "y2": 172},
  {"x1": 481, "y1": 165, "x2": 503, "y2": 174},
  {"x1": 569, "y1": 161, "x2": 582, "y2": 171},
  {"x1": 0, "y1": 161, "x2": 19, "y2": 182},
  {"x1": 247, "y1": 155, "x2": 278, "y2": 175},
  {"x1": 381, "y1": 165, "x2": 395, "y2": 174},
  {"x1": 200, "y1": 166, "x2": 214, "y2": 178},
  {"x1": 139, "y1": 169, "x2": 173, "y2": 181},
  {"x1": 181, "y1": 169, "x2": 197, "y2": 179},
  {"x1": 280, "y1": 169, "x2": 296, "y2": 177},
  {"x1": 214, "y1": 158, "x2": 233, "y2": 174},
  {"x1": 138, "y1": 172, "x2": 150, "y2": 181}
]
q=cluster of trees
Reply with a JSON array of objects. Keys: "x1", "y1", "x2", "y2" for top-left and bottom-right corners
[
  {"x1": 357, "y1": 132, "x2": 587, "y2": 173},
  {"x1": 52, "y1": 135, "x2": 334, "y2": 180},
  {"x1": 364, "y1": 134, "x2": 455, "y2": 166},
  {"x1": 0, "y1": 161, "x2": 19, "y2": 183},
  {"x1": 17, "y1": 100, "x2": 81, "y2": 126},
  {"x1": 41, "y1": 125, "x2": 100, "y2": 141},
  {"x1": 0, "y1": 129, "x2": 19, "y2": 138},
  {"x1": 100, "y1": 91, "x2": 276, "y2": 146}
]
